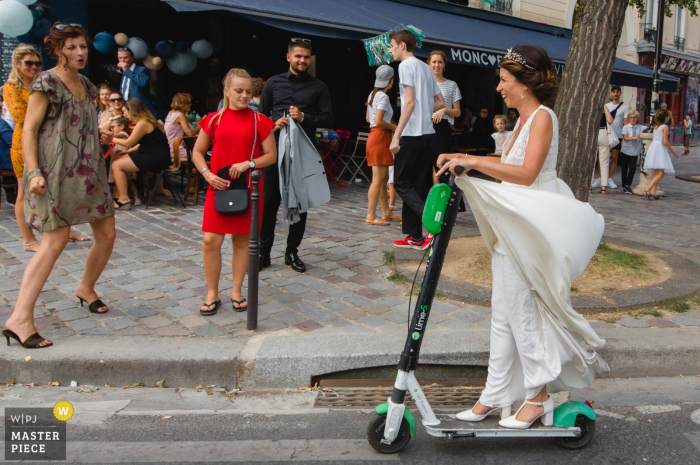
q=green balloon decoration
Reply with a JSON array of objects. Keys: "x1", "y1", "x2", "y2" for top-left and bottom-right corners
[
  {"x1": 175, "y1": 40, "x2": 186, "y2": 53},
  {"x1": 147, "y1": 47, "x2": 157, "y2": 56},
  {"x1": 31, "y1": 9, "x2": 42, "y2": 20}
]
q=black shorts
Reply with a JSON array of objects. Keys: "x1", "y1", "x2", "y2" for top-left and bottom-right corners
[
  {"x1": 128, "y1": 149, "x2": 171, "y2": 173},
  {"x1": 612, "y1": 139, "x2": 622, "y2": 151}
]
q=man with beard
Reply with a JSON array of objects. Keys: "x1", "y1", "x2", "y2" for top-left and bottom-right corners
[{"x1": 259, "y1": 39, "x2": 334, "y2": 273}]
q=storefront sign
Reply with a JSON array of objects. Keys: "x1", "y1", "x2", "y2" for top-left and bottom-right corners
[{"x1": 661, "y1": 55, "x2": 700, "y2": 76}]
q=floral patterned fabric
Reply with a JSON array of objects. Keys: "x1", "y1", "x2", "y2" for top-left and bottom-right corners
[
  {"x1": 23, "y1": 71, "x2": 114, "y2": 232},
  {"x1": 2, "y1": 83, "x2": 29, "y2": 177}
]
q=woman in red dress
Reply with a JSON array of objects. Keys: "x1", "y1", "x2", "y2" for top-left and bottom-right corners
[{"x1": 192, "y1": 68, "x2": 277, "y2": 315}]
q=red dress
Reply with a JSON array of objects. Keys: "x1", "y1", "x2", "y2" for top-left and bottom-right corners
[{"x1": 200, "y1": 108, "x2": 275, "y2": 234}]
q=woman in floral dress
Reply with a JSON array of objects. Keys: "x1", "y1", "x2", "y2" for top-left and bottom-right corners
[{"x1": 2, "y1": 24, "x2": 115, "y2": 349}]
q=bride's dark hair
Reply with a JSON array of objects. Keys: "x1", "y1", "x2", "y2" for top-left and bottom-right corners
[{"x1": 499, "y1": 46, "x2": 558, "y2": 105}]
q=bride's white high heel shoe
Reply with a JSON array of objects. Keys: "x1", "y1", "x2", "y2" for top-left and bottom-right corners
[
  {"x1": 498, "y1": 397, "x2": 554, "y2": 429},
  {"x1": 456, "y1": 404, "x2": 512, "y2": 422}
]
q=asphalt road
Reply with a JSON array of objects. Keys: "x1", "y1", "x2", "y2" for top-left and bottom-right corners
[{"x1": 3, "y1": 376, "x2": 700, "y2": 464}]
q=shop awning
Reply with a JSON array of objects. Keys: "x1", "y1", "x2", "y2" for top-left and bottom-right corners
[{"x1": 164, "y1": 0, "x2": 679, "y2": 92}]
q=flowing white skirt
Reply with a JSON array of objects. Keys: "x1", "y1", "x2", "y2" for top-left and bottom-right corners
[
  {"x1": 643, "y1": 141, "x2": 676, "y2": 174},
  {"x1": 454, "y1": 171, "x2": 609, "y2": 400}
]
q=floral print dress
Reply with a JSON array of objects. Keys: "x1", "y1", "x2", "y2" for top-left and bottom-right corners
[{"x1": 24, "y1": 71, "x2": 114, "y2": 232}]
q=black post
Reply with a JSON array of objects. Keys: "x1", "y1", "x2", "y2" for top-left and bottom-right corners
[
  {"x1": 650, "y1": 0, "x2": 666, "y2": 122},
  {"x1": 247, "y1": 170, "x2": 262, "y2": 330}
]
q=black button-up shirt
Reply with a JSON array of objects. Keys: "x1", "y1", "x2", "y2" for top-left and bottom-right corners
[{"x1": 259, "y1": 70, "x2": 334, "y2": 141}]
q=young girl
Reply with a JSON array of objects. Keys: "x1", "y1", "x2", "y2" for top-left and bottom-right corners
[
  {"x1": 365, "y1": 65, "x2": 400, "y2": 225},
  {"x1": 619, "y1": 110, "x2": 645, "y2": 194},
  {"x1": 491, "y1": 115, "x2": 512, "y2": 154},
  {"x1": 108, "y1": 117, "x2": 141, "y2": 205},
  {"x1": 192, "y1": 68, "x2": 277, "y2": 314},
  {"x1": 683, "y1": 112, "x2": 692, "y2": 155},
  {"x1": 643, "y1": 108, "x2": 680, "y2": 200}
]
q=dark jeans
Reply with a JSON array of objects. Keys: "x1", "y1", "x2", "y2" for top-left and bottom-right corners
[
  {"x1": 618, "y1": 152, "x2": 638, "y2": 187},
  {"x1": 395, "y1": 134, "x2": 433, "y2": 240},
  {"x1": 260, "y1": 161, "x2": 307, "y2": 257}
]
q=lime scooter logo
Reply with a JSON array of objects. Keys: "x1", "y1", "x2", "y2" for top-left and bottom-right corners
[{"x1": 412, "y1": 332, "x2": 420, "y2": 340}]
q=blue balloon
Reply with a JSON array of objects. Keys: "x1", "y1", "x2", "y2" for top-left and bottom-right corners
[
  {"x1": 30, "y1": 18, "x2": 51, "y2": 38},
  {"x1": 93, "y1": 32, "x2": 116, "y2": 54},
  {"x1": 155, "y1": 40, "x2": 176, "y2": 59},
  {"x1": 17, "y1": 32, "x2": 33, "y2": 44}
]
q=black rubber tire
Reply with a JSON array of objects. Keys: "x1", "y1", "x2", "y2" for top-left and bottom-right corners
[
  {"x1": 557, "y1": 415, "x2": 596, "y2": 449},
  {"x1": 367, "y1": 412, "x2": 412, "y2": 454}
]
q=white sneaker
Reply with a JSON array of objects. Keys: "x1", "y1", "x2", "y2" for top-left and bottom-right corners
[
  {"x1": 592, "y1": 178, "x2": 601, "y2": 188},
  {"x1": 608, "y1": 179, "x2": 618, "y2": 189}
]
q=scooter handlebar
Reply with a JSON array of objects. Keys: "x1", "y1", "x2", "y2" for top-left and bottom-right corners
[{"x1": 454, "y1": 166, "x2": 464, "y2": 175}]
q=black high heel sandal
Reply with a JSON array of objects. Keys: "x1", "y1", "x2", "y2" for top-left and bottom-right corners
[
  {"x1": 77, "y1": 296, "x2": 109, "y2": 314},
  {"x1": 3, "y1": 329, "x2": 53, "y2": 349}
]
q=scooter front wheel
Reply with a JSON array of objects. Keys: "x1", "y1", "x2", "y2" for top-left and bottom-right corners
[
  {"x1": 557, "y1": 415, "x2": 595, "y2": 449},
  {"x1": 367, "y1": 412, "x2": 411, "y2": 454}
]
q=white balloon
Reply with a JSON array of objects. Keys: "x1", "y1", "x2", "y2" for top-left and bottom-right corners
[
  {"x1": 126, "y1": 37, "x2": 148, "y2": 60},
  {"x1": 0, "y1": 0, "x2": 34, "y2": 37},
  {"x1": 166, "y1": 50, "x2": 197, "y2": 75},
  {"x1": 191, "y1": 40, "x2": 213, "y2": 59},
  {"x1": 16, "y1": 0, "x2": 38, "y2": 4}
]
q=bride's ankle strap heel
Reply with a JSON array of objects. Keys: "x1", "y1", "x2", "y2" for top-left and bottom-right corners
[
  {"x1": 500, "y1": 405, "x2": 511, "y2": 420},
  {"x1": 541, "y1": 411, "x2": 554, "y2": 427}
]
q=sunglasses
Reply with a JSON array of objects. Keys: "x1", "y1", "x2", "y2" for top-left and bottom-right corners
[
  {"x1": 291, "y1": 38, "x2": 311, "y2": 44},
  {"x1": 117, "y1": 47, "x2": 132, "y2": 53},
  {"x1": 52, "y1": 23, "x2": 82, "y2": 31},
  {"x1": 109, "y1": 98, "x2": 124, "y2": 102},
  {"x1": 22, "y1": 60, "x2": 42, "y2": 67}
]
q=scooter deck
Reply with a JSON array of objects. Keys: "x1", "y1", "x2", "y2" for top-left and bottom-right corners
[{"x1": 424, "y1": 415, "x2": 581, "y2": 439}]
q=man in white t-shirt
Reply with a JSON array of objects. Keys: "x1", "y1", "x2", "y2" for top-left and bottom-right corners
[
  {"x1": 388, "y1": 29, "x2": 445, "y2": 250},
  {"x1": 605, "y1": 84, "x2": 628, "y2": 188}
]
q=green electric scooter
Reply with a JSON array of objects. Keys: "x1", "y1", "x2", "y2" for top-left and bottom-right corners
[{"x1": 367, "y1": 166, "x2": 596, "y2": 453}]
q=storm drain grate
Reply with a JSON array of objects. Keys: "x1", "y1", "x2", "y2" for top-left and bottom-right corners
[{"x1": 314, "y1": 385, "x2": 484, "y2": 409}]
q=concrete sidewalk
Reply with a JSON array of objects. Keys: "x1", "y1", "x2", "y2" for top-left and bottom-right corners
[{"x1": 1, "y1": 150, "x2": 700, "y2": 388}]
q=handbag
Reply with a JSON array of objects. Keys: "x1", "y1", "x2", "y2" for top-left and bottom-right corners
[{"x1": 214, "y1": 112, "x2": 258, "y2": 215}]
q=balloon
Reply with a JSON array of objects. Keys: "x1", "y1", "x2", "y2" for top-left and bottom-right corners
[
  {"x1": 155, "y1": 40, "x2": 176, "y2": 59},
  {"x1": 191, "y1": 39, "x2": 213, "y2": 59},
  {"x1": 143, "y1": 55, "x2": 164, "y2": 71},
  {"x1": 175, "y1": 40, "x2": 187, "y2": 53},
  {"x1": 0, "y1": 0, "x2": 34, "y2": 37},
  {"x1": 114, "y1": 32, "x2": 128, "y2": 46},
  {"x1": 16, "y1": 0, "x2": 38, "y2": 4},
  {"x1": 17, "y1": 32, "x2": 32, "y2": 43},
  {"x1": 30, "y1": 18, "x2": 52, "y2": 38},
  {"x1": 30, "y1": 8, "x2": 41, "y2": 19},
  {"x1": 93, "y1": 32, "x2": 116, "y2": 54},
  {"x1": 147, "y1": 47, "x2": 156, "y2": 56},
  {"x1": 166, "y1": 50, "x2": 197, "y2": 75},
  {"x1": 126, "y1": 37, "x2": 148, "y2": 59}
]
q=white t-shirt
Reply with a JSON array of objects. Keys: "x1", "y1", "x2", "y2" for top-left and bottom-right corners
[
  {"x1": 620, "y1": 123, "x2": 646, "y2": 156},
  {"x1": 367, "y1": 91, "x2": 393, "y2": 128},
  {"x1": 606, "y1": 102, "x2": 629, "y2": 140},
  {"x1": 433, "y1": 80, "x2": 462, "y2": 125},
  {"x1": 399, "y1": 56, "x2": 441, "y2": 137},
  {"x1": 491, "y1": 131, "x2": 512, "y2": 152}
]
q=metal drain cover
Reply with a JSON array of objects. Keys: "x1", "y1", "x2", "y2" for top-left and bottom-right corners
[{"x1": 314, "y1": 384, "x2": 484, "y2": 409}]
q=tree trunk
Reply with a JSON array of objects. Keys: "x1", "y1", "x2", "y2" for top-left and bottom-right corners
[{"x1": 554, "y1": 0, "x2": 628, "y2": 201}]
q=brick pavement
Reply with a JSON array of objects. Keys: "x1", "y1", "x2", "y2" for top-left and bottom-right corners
[{"x1": 0, "y1": 150, "x2": 699, "y2": 338}]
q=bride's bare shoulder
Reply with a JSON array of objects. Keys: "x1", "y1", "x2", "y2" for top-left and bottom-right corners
[{"x1": 530, "y1": 108, "x2": 553, "y2": 134}]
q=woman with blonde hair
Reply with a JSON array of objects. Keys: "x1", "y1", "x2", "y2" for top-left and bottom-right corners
[
  {"x1": 2, "y1": 44, "x2": 44, "y2": 252},
  {"x1": 95, "y1": 84, "x2": 113, "y2": 118},
  {"x1": 110, "y1": 98, "x2": 171, "y2": 210},
  {"x1": 192, "y1": 68, "x2": 276, "y2": 314},
  {"x1": 164, "y1": 92, "x2": 198, "y2": 163}
]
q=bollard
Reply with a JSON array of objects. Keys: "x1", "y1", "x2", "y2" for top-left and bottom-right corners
[{"x1": 247, "y1": 170, "x2": 262, "y2": 330}]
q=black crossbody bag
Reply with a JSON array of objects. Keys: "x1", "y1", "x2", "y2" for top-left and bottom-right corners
[{"x1": 214, "y1": 113, "x2": 257, "y2": 215}]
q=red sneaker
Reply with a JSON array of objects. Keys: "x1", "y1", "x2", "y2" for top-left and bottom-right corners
[
  {"x1": 393, "y1": 235, "x2": 424, "y2": 249},
  {"x1": 420, "y1": 233, "x2": 434, "y2": 251}
]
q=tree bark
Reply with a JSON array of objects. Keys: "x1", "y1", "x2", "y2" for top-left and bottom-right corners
[{"x1": 554, "y1": 0, "x2": 628, "y2": 201}]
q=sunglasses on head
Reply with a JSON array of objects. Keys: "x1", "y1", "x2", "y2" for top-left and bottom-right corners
[
  {"x1": 291, "y1": 38, "x2": 311, "y2": 44},
  {"x1": 117, "y1": 47, "x2": 132, "y2": 53},
  {"x1": 22, "y1": 60, "x2": 42, "y2": 67},
  {"x1": 52, "y1": 23, "x2": 82, "y2": 31},
  {"x1": 110, "y1": 98, "x2": 124, "y2": 102}
]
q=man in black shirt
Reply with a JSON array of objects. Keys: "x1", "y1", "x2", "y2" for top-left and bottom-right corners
[{"x1": 259, "y1": 39, "x2": 334, "y2": 273}]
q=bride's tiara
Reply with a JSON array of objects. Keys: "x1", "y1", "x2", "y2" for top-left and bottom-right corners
[{"x1": 503, "y1": 48, "x2": 534, "y2": 70}]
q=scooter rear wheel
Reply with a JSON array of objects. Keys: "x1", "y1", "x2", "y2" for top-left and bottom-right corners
[
  {"x1": 367, "y1": 412, "x2": 411, "y2": 454},
  {"x1": 557, "y1": 415, "x2": 595, "y2": 449}
]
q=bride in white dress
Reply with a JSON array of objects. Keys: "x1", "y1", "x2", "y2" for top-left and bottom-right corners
[{"x1": 437, "y1": 46, "x2": 608, "y2": 429}]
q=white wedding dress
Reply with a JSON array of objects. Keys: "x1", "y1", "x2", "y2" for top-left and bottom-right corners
[{"x1": 454, "y1": 105, "x2": 609, "y2": 407}]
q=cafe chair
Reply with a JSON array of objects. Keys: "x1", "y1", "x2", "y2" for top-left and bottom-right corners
[{"x1": 144, "y1": 137, "x2": 187, "y2": 209}]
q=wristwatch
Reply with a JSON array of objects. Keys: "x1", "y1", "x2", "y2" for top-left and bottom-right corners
[{"x1": 248, "y1": 160, "x2": 256, "y2": 169}]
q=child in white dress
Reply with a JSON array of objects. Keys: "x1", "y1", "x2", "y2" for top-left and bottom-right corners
[
  {"x1": 491, "y1": 115, "x2": 512, "y2": 154},
  {"x1": 642, "y1": 109, "x2": 680, "y2": 200}
]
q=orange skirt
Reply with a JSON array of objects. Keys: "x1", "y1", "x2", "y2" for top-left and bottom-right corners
[{"x1": 366, "y1": 127, "x2": 394, "y2": 166}]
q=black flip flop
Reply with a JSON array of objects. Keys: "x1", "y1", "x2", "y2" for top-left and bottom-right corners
[
  {"x1": 232, "y1": 299, "x2": 247, "y2": 313},
  {"x1": 200, "y1": 300, "x2": 221, "y2": 316}
]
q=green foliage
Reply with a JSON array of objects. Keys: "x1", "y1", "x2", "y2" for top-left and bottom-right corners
[
  {"x1": 594, "y1": 243, "x2": 655, "y2": 273},
  {"x1": 383, "y1": 251, "x2": 395, "y2": 265},
  {"x1": 629, "y1": 0, "x2": 699, "y2": 18},
  {"x1": 570, "y1": 287, "x2": 579, "y2": 293},
  {"x1": 387, "y1": 273, "x2": 407, "y2": 283},
  {"x1": 658, "y1": 297, "x2": 691, "y2": 313},
  {"x1": 632, "y1": 308, "x2": 663, "y2": 318}
]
